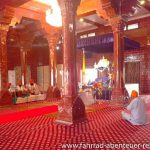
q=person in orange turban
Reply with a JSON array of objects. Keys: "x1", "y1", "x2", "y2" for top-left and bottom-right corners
[
  {"x1": 121, "y1": 90, "x2": 148, "y2": 125},
  {"x1": 16, "y1": 80, "x2": 27, "y2": 94},
  {"x1": 131, "y1": 90, "x2": 138, "y2": 98},
  {"x1": 27, "y1": 79, "x2": 40, "y2": 95},
  {"x1": 30, "y1": 79, "x2": 34, "y2": 85}
]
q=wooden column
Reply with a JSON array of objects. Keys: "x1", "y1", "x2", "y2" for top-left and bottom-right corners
[
  {"x1": 15, "y1": 25, "x2": 34, "y2": 85},
  {"x1": 110, "y1": 17, "x2": 125, "y2": 103},
  {"x1": 0, "y1": 6, "x2": 14, "y2": 90},
  {"x1": 47, "y1": 35, "x2": 58, "y2": 86},
  {"x1": 20, "y1": 47, "x2": 27, "y2": 85},
  {"x1": 56, "y1": 0, "x2": 86, "y2": 125}
]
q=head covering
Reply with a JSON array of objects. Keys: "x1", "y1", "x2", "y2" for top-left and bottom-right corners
[
  {"x1": 131, "y1": 90, "x2": 138, "y2": 98},
  {"x1": 30, "y1": 79, "x2": 34, "y2": 84}
]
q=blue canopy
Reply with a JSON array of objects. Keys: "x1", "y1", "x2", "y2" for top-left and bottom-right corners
[{"x1": 77, "y1": 33, "x2": 140, "y2": 53}]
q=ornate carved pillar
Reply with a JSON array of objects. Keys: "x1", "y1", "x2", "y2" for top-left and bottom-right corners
[
  {"x1": 47, "y1": 35, "x2": 59, "y2": 86},
  {"x1": 56, "y1": 0, "x2": 86, "y2": 124},
  {"x1": 110, "y1": 17, "x2": 125, "y2": 103},
  {"x1": 15, "y1": 25, "x2": 34, "y2": 85},
  {"x1": 0, "y1": 6, "x2": 14, "y2": 90}
]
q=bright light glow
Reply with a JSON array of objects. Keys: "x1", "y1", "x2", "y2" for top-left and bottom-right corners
[
  {"x1": 147, "y1": 38, "x2": 150, "y2": 46},
  {"x1": 46, "y1": 9, "x2": 62, "y2": 27},
  {"x1": 35, "y1": 0, "x2": 62, "y2": 27},
  {"x1": 56, "y1": 46, "x2": 60, "y2": 50},
  {"x1": 128, "y1": 23, "x2": 138, "y2": 30},
  {"x1": 85, "y1": 68, "x2": 98, "y2": 84},
  {"x1": 79, "y1": 18, "x2": 84, "y2": 22},
  {"x1": 88, "y1": 32, "x2": 95, "y2": 37},
  {"x1": 140, "y1": 0, "x2": 145, "y2": 5},
  {"x1": 94, "y1": 56, "x2": 109, "y2": 70}
]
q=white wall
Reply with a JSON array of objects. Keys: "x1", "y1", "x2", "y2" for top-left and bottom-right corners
[
  {"x1": 8, "y1": 70, "x2": 16, "y2": 87},
  {"x1": 37, "y1": 66, "x2": 50, "y2": 91}
]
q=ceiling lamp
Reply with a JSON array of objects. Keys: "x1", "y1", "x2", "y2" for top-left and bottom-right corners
[
  {"x1": 94, "y1": 56, "x2": 109, "y2": 71},
  {"x1": 140, "y1": 0, "x2": 145, "y2": 5},
  {"x1": 35, "y1": 0, "x2": 62, "y2": 27},
  {"x1": 79, "y1": 18, "x2": 84, "y2": 22},
  {"x1": 46, "y1": 9, "x2": 62, "y2": 27}
]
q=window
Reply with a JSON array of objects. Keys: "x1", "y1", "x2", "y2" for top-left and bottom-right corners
[
  {"x1": 88, "y1": 32, "x2": 95, "y2": 37},
  {"x1": 127, "y1": 23, "x2": 139, "y2": 30},
  {"x1": 80, "y1": 34, "x2": 87, "y2": 39},
  {"x1": 80, "y1": 32, "x2": 95, "y2": 39}
]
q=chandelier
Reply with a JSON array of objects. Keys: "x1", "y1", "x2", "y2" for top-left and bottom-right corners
[
  {"x1": 34, "y1": 0, "x2": 62, "y2": 27},
  {"x1": 94, "y1": 56, "x2": 109, "y2": 71},
  {"x1": 46, "y1": 9, "x2": 62, "y2": 27}
]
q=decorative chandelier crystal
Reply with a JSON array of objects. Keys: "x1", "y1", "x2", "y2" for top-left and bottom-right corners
[{"x1": 94, "y1": 56, "x2": 109, "y2": 71}]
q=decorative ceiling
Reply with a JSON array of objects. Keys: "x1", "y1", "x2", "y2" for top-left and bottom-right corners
[
  {"x1": 1, "y1": 0, "x2": 150, "y2": 45},
  {"x1": 18, "y1": 0, "x2": 150, "y2": 33}
]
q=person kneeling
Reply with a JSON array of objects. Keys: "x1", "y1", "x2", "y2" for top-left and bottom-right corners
[{"x1": 121, "y1": 90, "x2": 148, "y2": 125}]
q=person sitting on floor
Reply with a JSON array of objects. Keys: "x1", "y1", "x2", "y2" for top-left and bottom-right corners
[
  {"x1": 6, "y1": 82, "x2": 15, "y2": 95},
  {"x1": 27, "y1": 79, "x2": 40, "y2": 95},
  {"x1": 121, "y1": 90, "x2": 148, "y2": 125},
  {"x1": 16, "y1": 80, "x2": 28, "y2": 97},
  {"x1": 7, "y1": 83, "x2": 13, "y2": 93}
]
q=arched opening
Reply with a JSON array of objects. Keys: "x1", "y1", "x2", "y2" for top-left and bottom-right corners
[
  {"x1": 6, "y1": 17, "x2": 50, "y2": 104},
  {"x1": 28, "y1": 36, "x2": 49, "y2": 92}
]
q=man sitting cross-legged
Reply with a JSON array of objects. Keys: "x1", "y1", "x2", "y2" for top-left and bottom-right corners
[{"x1": 121, "y1": 90, "x2": 148, "y2": 125}]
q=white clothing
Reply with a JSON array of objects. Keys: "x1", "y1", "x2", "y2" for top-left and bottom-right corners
[
  {"x1": 122, "y1": 97, "x2": 147, "y2": 125},
  {"x1": 8, "y1": 86, "x2": 15, "y2": 93},
  {"x1": 27, "y1": 83, "x2": 40, "y2": 95},
  {"x1": 16, "y1": 85, "x2": 27, "y2": 92}
]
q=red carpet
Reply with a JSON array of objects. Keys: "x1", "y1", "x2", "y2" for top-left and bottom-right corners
[
  {"x1": 0, "y1": 103, "x2": 150, "y2": 150},
  {"x1": 0, "y1": 105, "x2": 58, "y2": 124}
]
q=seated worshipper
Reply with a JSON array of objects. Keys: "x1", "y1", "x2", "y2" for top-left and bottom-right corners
[
  {"x1": 7, "y1": 83, "x2": 15, "y2": 95},
  {"x1": 7, "y1": 83, "x2": 13, "y2": 93},
  {"x1": 121, "y1": 90, "x2": 148, "y2": 125},
  {"x1": 27, "y1": 79, "x2": 40, "y2": 95},
  {"x1": 6, "y1": 82, "x2": 16, "y2": 104},
  {"x1": 16, "y1": 80, "x2": 28, "y2": 97}
]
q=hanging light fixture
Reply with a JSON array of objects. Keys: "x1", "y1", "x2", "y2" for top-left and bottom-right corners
[
  {"x1": 139, "y1": 0, "x2": 145, "y2": 5},
  {"x1": 45, "y1": 8, "x2": 62, "y2": 27},
  {"x1": 35, "y1": 0, "x2": 62, "y2": 27},
  {"x1": 94, "y1": 56, "x2": 109, "y2": 71}
]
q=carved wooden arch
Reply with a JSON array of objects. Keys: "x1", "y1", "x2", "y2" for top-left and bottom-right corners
[
  {"x1": 6, "y1": 0, "x2": 62, "y2": 86},
  {"x1": 96, "y1": 0, "x2": 116, "y2": 20},
  {"x1": 7, "y1": 16, "x2": 49, "y2": 85},
  {"x1": 8, "y1": 17, "x2": 47, "y2": 51}
]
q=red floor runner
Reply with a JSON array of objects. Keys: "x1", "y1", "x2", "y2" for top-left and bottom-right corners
[{"x1": 0, "y1": 105, "x2": 58, "y2": 124}]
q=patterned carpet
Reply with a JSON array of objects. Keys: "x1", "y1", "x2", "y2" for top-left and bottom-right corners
[
  {"x1": 0, "y1": 102, "x2": 150, "y2": 150},
  {"x1": 0, "y1": 99, "x2": 59, "y2": 115}
]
